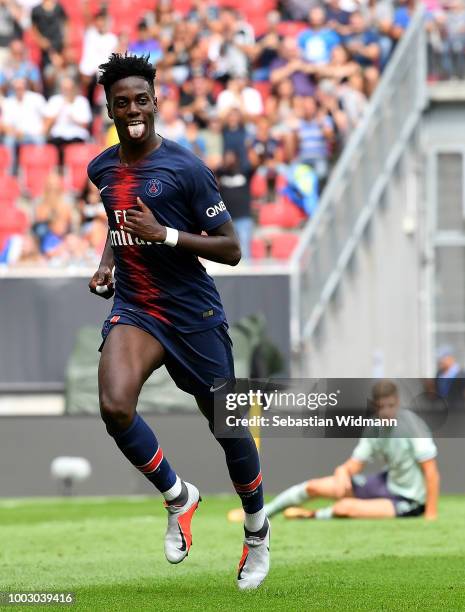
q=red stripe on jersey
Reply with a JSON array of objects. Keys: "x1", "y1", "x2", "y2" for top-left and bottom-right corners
[
  {"x1": 234, "y1": 472, "x2": 263, "y2": 493},
  {"x1": 137, "y1": 447, "x2": 164, "y2": 474},
  {"x1": 110, "y1": 166, "x2": 170, "y2": 324}
]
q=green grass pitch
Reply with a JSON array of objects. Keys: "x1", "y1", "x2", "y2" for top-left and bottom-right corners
[{"x1": 1, "y1": 495, "x2": 464, "y2": 611}]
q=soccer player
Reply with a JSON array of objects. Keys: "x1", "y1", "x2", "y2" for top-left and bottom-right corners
[
  {"x1": 264, "y1": 381, "x2": 440, "y2": 521},
  {"x1": 87, "y1": 53, "x2": 269, "y2": 590}
]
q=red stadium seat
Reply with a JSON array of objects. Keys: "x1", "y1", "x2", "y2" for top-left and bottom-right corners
[
  {"x1": 0, "y1": 146, "x2": 12, "y2": 175},
  {"x1": 23, "y1": 29, "x2": 41, "y2": 67},
  {"x1": 173, "y1": 0, "x2": 192, "y2": 14},
  {"x1": 0, "y1": 206, "x2": 29, "y2": 237},
  {"x1": 258, "y1": 200, "x2": 307, "y2": 229},
  {"x1": 0, "y1": 209, "x2": 29, "y2": 253},
  {"x1": 250, "y1": 173, "x2": 267, "y2": 199},
  {"x1": 253, "y1": 81, "x2": 271, "y2": 103},
  {"x1": 270, "y1": 233, "x2": 299, "y2": 260},
  {"x1": 64, "y1": 143, "x2": 102, "y2": 192},
  {"x1": 245, "y1": 14, "x2": 269, "y2": 37},
  {"x1": 251, "y1": 236, "x2": 267, "y2": 260},
  {"x1": 68, "y1": 24, "x2": 85, "y2": 58},
  {"x1": 277, "y1": 21, "x2": 309, "y2": 37},
  {"x1": 0, "y1": 175, "x2": 20, "y2": 206},
  {"x1": 19, "y1": 145, "x2": 59, "y2": 198}
]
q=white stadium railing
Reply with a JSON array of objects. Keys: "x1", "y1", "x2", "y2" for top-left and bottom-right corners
[{"x1": 289, "y1": 7, "x2": 428, "y2": 374}]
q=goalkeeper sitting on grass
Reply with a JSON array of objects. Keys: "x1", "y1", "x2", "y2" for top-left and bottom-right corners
[{"x1": 266, "y1": 380, "x2": 440, "y2": 521}]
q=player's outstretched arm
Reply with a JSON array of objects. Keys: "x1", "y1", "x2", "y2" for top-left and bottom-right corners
[
  {"x1": 420, "y1": 458, "x2": 440, "y2": 520},
  {"x1": 123, "y1": 198, "x2": 241, "y2": 266},
  {"x1": 88, "y1": 230, "x2": 115, "y2": 299}
]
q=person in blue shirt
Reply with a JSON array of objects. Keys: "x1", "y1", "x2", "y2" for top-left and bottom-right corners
[
  {"x1": 434, "y1": 345, "x2": 465, "y2": 410},
  {"x1": 87, "y1": 53, "x2": 269, "y2": 590},
  {"x1": 298, "y1": 6, "x2": 340, "y2": 64},
  {"x1": 343, "y1": 11, "x2": 381, "y2": 68},
  {"x1": 128, "y1": 20, "x2": 163, "y2": 66},
  {"x1": 0, "y1": 39, "x2": 41, "y2": 95}
]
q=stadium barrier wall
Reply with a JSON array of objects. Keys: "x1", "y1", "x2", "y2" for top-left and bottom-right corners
[
  {"x1": 0, "y1": 414, "x2": 462, "y2": 496},
  {"x1": 0, "y1": 268, "x2": 290, "y2": 391}
]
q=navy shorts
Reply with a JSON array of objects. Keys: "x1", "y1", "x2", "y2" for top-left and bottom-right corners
[
  {"x1": 351, "y1": 471, "x2": 425, "y2": 518},
  {"x1": 100, "y1": 307, "x2": 235, "y2": 397}
]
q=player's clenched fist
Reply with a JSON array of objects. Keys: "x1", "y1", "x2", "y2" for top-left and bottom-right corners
[
  {"x1": 88, "y1": 265, "x2": 114, "y2": 299},
  {"x1": 123, "y1": 197, "x2": 167, "y2": 243}
]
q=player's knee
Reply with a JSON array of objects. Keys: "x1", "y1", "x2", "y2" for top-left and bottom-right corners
[
  {"x1": 305, "y1": 480, "x2": 318, "y2": 496},
  {"x1": 333, "y1": 499, "x2": 354, "y2": 518},
  {"x1": 99, "y1": 388, "x2": 136, "y2": 431}
]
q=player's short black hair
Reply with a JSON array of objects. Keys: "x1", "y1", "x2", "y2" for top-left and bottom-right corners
[{"x1": 98, "y1": 52, "x2": 156, "y2": 100}]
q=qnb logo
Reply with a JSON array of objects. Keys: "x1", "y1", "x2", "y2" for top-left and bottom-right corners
[{"x1": 206, "y1": 201, "x2": 227, "y2": 218}]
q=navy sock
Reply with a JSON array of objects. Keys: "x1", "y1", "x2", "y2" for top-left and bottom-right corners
[
  {"x1": 216, "y1": 431, "x2": 264, "y2": 514},
  {"x1": 110, "y1": 413, "x2": 177, "y2": 493}
]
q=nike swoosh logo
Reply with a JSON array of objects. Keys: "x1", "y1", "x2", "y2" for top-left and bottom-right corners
[
  {"x1": 99, "y1": 185, "x2": 109, "y2": 194},
  {"x1": 177, "y1": 524, "x2": 187, "y2": 552},
  {"x1": 210, "y1": 381, "x2": 228, "y2": 393}
]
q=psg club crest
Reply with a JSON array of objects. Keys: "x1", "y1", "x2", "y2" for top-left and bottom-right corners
[{"x1": 145, "y1": 178, "x2": 162, "y2": 198}]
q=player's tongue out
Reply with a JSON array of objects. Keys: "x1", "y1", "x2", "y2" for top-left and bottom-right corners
[{"x1": 128, "y1": 122, "x2": 145, "y2": 138}]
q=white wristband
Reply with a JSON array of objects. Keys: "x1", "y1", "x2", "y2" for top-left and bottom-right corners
[{"x1": 163, "y1": 227, "x2": 179, "y2": 247}]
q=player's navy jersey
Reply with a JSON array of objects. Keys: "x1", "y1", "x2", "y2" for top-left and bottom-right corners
[{"x1": 87, "y1": 138, "x2": 232, "y2": 333}]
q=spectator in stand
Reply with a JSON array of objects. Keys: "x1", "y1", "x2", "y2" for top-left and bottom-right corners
[
  {"x1": 187, "y1": 0, "x2": 219, "y2": 27},
  {"x1": 292, "y1": 95, "x2": 334, "y2": 179},
  {"x1": 338, "y1": 71, "x2": 368, "y2": 130},
  {"x1": 217, "y1": 149, "x2": 253, "y2": 260},
  {"x1": 42, "y1": 46, "x2": 79, "y2": 98},
  {"x1": 270, "y1": 36, "x2": 317, "y2": 98},
  {"x1": 315, "y1": 44, "x2": 361, "y2": 85},
  {"x1": 0, "y1": 0, "x2": 23, "y2": 69},
  {"x1": 249, "y1": 115, "x2": 284, "y2": 199},
  {"x1": 31, "y1": 0, "x2": 67, "y2": 68},
  {"x1": 78, "y1": 178, "x2": 107, "y2": 257},
  {"x1": 1, "y1": 76, "x2": 46, "y2": 173},
  {"x1": 434, "y1": 345, "x2": 465, "y2": 411},
  {"x1": 43, "y1": 76, "x2": 92, "y2": 166},
  {"x1": 0, "y1": 233, "x2": 44, "y2": 266},
  {"x1": 343, "y1": 11, "x2": 381, "y2": 95},
  {"x1": 343, "y1": 10, "x2": 381, "y2": 67},
  {"x1": 441, "y1": 0, "x2": 465, "y2": 79},
  {"x1": 128, "y1": 19, "x2": 163, "y2": 66},
  {"x1": 249, "y1": 116, "x2": 283, "y2": 180},
  {"x1": 201, "y1": 115, "x2": 223, "y2": 171},
  {"x1": 178, "y1": 119, "x2": 206, "y2": 158},
  {"x1": 143, "y1": 0, "x2": 178, "y2": 44},
  {"x1": 208, "y1": 7, "x2": 254, "y2": 81},
  {"x1": 216, "y1": 75, "x2": 264, "y2": 120},
  {"x1": 267, "y1": 78, "x2": 297, "y2": 126},
  {"x1": 78, "y1": 178, "x2": 105, "y2": 234},
  {"x1": 316, "y1": 81, "x2": 349, "y2": 149},
  {"x1": 79, "y1": 9, "x2": 118, "y2": 111},
  {"x1": 157, "y1": 98, "x2": 186, "y2": 142},
  {"x1": 32, "y1": 170, "x2": 72, "y2": 251},
  {"x1": 179, "y1": 73, "x2": 215, "y2": 128},
  {"x1": 279, "y1": 0, "x2": 322, "y2": 21},
  {"x1": 0, "y1": 38, "x2": 41, "y2": 94},
  {"x1": 222, "y1": 108, "x2": 251, "y2": 172},
  {"x1": 249, "y1": 11, "x2": 282, "y2": 81},
  {"x1": 162, "y1": 21, "x2": 196, "y2": 85},
  {"x1": 298, "y1": 6, "x2": 340, "y2": 64},
  {"x1": 325, "y1": 0, "x2": 352, "y2": 28}
]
